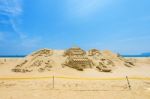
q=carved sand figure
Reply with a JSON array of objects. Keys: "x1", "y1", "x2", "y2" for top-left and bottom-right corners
[
  {"x1": 88, "y1": 49, "x2": 114, "y2": 72},
  {"x1": 88, "y1": 49, "x2": 101, "y2": 56},
  {"x1": 96, "y1": 59, "x2": 113, "y2": 72},
  {"x1": 64, "y1": 47, "x2": 86, "y2": 57},
  {"x1": 12, "y1": 49, "x2": 54, "y2": 73},
  {"x1": 118, "y1": 55, "x2": 135, "y2": 67},
  {"x1": 63, "y1": 47, "x2": 93, "y2": 71},
  {"x1": 88, "y1": 49, "x2": 135, "y2": 72}
]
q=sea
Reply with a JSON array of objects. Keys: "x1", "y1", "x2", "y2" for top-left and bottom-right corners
[{"x1": 0, "y1": 55, "x2": 26, "y2": 58}]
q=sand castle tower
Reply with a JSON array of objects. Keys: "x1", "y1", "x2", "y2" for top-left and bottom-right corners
[
  {"x1": 64, "y1": 47, "x2": 86, "y2": 57},
  {"x1": 63, "y1": 47, "x2": 93, "y2": 71}
]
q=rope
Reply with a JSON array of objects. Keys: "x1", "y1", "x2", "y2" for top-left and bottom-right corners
[{"x1": 0, "y1": 76, "x2": 149, "y2": 80}]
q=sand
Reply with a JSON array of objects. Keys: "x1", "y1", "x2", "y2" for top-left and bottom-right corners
[{"x1": 0, "y1": 50, "x2": 150, "y2": 99}]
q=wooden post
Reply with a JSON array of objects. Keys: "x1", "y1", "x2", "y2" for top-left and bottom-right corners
[
  {"x1": 4, "y1": 59, "x2": 6, "y2": 62},
  {"x1": 52, "y1": 75, "x2": 54, "y2": 89},
  {"x1": 126, "y1": 76, "x2": 131, "y2": 90}
]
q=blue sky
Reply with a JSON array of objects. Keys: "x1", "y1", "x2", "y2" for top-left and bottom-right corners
[{"x1": 0, "y1": 0, "x2": 150, "y2": 55}]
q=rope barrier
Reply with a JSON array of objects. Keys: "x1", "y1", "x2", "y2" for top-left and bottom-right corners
[
  {"x1": 55, "y1": 76, "x2": 126, "y2": 80},
  {"x1": 0, "y1": 76, "x2": 53, "y2": 80},
  {"x1": 0, "y1": 76, "x2": 150, "y2": 80},
  {"x1": 129, "y1": 77, "x2": 150, "y2": 80}
]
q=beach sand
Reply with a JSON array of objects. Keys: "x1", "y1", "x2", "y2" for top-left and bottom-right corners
[{"x1": 0, "y1": 50, "x2": 150, "y2": 99}]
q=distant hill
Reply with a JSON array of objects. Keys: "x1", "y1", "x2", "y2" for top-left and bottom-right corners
[
  {"x1": 123, "y1": 52, "x2": 150, "y2": 57},
  {"x1": 141, "y1": 52, "x2": 150, "y2": 56}
]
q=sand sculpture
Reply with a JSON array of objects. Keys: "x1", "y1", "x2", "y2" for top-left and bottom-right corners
[
  {"x1": 88, "y1": 49, "x2": 135, "y2": 72},
  {"x1": 88, "y1": 49, "x2": 114, "y2": 72},
  {"x1": 96, "y1": 58, "x2": 114, "y2": 72},
  {"x1": 63, "y1": 47, "x2": 93, "y2": 71},
  {"x1": 11, "y1": 48, "x2": 135, "y2": 73},
  {"x1": 88, "y1": 49, "x2": 101, "y2": 56},
  {"x1": 12, "y1": 49, "x2": 54, "y2": 73},
  {"x1": 119, "y1": 56, "x2": 135, "y2": 67},
  {"x1": 64, "y1": 47, "x2": 86, "y2": 56}
]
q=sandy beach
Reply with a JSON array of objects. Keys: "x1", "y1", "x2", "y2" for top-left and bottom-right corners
[
  {"x1": 1, "y1": 0, "x2": 150, "y2": 98},
  {"x1": 0, "y1": 50, "x2": 150, "y2": 99}
]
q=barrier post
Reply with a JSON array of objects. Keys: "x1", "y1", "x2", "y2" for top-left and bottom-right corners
[
  {"x1": 126, "y1": 76, "x2": 131, "y2": 90},
  {"x1": 52, "y1": 75, "x2": 54, "y2": 89}
]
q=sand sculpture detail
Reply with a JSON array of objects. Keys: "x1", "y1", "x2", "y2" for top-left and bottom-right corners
[
  {"x1": 63, "y1": 47, "x2": 93, "y2": 71},
  {"x1": 119, "y1": 56, "x2": 135, "y2": 67},
  {"x1": 88, "y1": 49, "x2": 114, "y2": 72},
  {"x1": 96, "y1": 59, "x2": 114, "y2": 72},
  {"x1": 63, "y1": 47, "x2": 86, "y2": 57},
  {"x1": 88, "y1": 49, "x2": 101, "y2": 56},
  {"x1": 88, "y1": 49, "x2": 135, "y2": 72},
  {"x1": 12, "y1": 49, "x2": 54, "y2": 73}
]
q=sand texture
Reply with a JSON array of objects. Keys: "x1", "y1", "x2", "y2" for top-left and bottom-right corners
[{"x1": 0, "y1": 48, "x2": 150, "y2": 99}]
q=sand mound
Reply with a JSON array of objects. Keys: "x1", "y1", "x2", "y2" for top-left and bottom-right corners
[
  {"x1": 11, "y1": 48, "x2": 136, "y2": 73},
  {"x1": 88, "y1": 49, "x2": 135, "y2": 72},
  {"x1": 26, "y1": 48, "x2": 53, "y2": 58},
  {"x1": 12, "y1": 49, "x2": 54, "y2": 73},
  {"x1": 101, "y1": 50, "x2": 118, "y2": 59}
]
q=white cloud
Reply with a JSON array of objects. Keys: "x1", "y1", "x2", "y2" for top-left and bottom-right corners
[
  {"x1": 0, "y1": 0, "x2": 23, "y2": 38},
  {"x1": 0, "y1": 0, "x2": 22, "y2": 16},
  {"x1": 0, "y1": 0, "x2": 41, "y2": 49},
  {"x1": 9, "y1": 18, "x2": 27, "y2": 39}
]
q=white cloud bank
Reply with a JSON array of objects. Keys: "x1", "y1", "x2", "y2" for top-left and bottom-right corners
[
  {"x1": 0, "y1": 0, "x2": 41, "y2": 50},
  {"x1": 0, "y1": 0, "x2": 22, "y2": 16}
]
